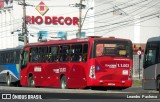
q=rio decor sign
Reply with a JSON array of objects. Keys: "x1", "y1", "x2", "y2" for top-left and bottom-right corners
[
  {"x1": 26, "y1": 16, "x2": 79, "y2": 25},
  {"x1": 26, "y1": 1, "x2": 79, "y2": 25}
]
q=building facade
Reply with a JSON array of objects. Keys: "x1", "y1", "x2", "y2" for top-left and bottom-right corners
[
  {"x1": 1, "y1": 0, "x2": 160, "y2": 79},
  {"x1": 0, "y1": 0, "x2": 160, "y2": 49}
]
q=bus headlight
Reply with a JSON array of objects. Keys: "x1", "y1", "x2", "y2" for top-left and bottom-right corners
[{"x1": 89, "y1": 65, "x2": 96, "y2": 79}]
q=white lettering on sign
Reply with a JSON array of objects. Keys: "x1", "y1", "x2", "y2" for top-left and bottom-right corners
[
  {"x1": 117, "y1": 64, "x2": 130, "y2": 68},
  {"x1": 26, "y1": 16, "x2": 79, "y2": 25},
  {"x1": 34, "y1": 66, "x2": 42, "y2": 72},
  {"x1": 53, "y1": 69, "x2": 59, "y2": 73},
  {"x1": 105, "y1": 63, "x2": 130, "y2": 68},
  {"x1": 105, "y1": 64, "x2": 117, "y2": 68},
  {"x1": 60, "y1": 68, "x2": 66, "y2": 73}
]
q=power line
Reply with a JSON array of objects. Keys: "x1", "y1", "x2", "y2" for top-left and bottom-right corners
[
  {"x1": 85, "y1": 0, "x2": 150, "y2": 18},
  {"x1": 95, "y1": 13, "x2": 160, "y2": 36},
  {"x1": 93, "y1": 0, "x2": 154, "y2": 24}
]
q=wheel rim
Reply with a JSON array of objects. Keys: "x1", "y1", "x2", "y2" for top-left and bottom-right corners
[
  {"x1": 28, "y1": 77, "x2": 35, "y2": 87},
  {"x1": 61, "y1": 77, "x2": 66, "y2": 89},
  {"x1": 31, "y1": 79, "x2": 35, "y2": 87},
  {"x1": 61, "y1": 80, "x2": 66, "y2": 89},
  {"x1": 6, "y1": 75, "x2": 11, "y2": 86}
]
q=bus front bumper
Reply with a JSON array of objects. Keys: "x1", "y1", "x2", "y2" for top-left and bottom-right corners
[{"x1": 88, "y1": 79, "x2": 132, "y2": 88}]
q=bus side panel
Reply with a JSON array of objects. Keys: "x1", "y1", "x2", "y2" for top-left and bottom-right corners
[
  {"x1": 0, "y1": 64, "x2": 20, "y2": 83},
  {"x1": 67, "y1": 62, "x2": 87, "y2": 89},
  {"x1": 45, "y1": 63, "x2": 60, "y2": 88},
  {"x1": 20, "y1": 68, "x2": 28, "y2": 86},
  {"x1": 0, "y1": 65, "x2": 7, "y2": 82},
  {"x1": 143, "y1": 65, "x2": 157, "y2": 90},
  {"x1": 29, "y1": 63, "x2": 54, "y2": 87}
]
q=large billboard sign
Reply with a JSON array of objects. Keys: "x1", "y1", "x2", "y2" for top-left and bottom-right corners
[
  {"x1": 35, "y1": 1, "x2": 49, "y2": 16},
  {"x1": 26, "y1": 16, "x2": 79, "y2": 25},
  {"x1": 26, "y1": 1, "x2": 79, "y2": 25}
]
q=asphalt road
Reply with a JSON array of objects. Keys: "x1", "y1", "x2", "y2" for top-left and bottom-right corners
[
  {"x1": 0, "y1": 84, "x2": 160, "y2": 102},
  {"x1": 0, "y1": 85, "x2": 160, "y2": 102}
]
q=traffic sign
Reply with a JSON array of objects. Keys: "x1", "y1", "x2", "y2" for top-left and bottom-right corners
[{"x1": 137, "y1": 50, "x2": 142, "y2": 55}]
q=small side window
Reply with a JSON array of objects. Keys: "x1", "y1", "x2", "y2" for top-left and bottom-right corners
[
  {"x1": 21, "y1": 51, "x2": 29, "y2": 69},
  {"x1": 71, "y1": 44, "x2": 82, "y2": 62},
  {"x1": 145, "y1": 49, "x2": 156, "y2": 65},
  {"x1": 59, "y1": 45, "x2": 70, "y2": 62},
  {"x1": 82, "y1": 44, "x2": 88, "y2": 62}
]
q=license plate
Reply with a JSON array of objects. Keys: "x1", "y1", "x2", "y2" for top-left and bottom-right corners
[{"x1": 122, "y1": 70, "x2": 128, "y2": 75}]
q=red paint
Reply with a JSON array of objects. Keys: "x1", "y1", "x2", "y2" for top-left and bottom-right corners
[
  {"x1": 20, "y1": 37, "x2": 133, "y2": 89},
  {"x1": 26, "y1": 16, "x2": 79, "y2": 25}
]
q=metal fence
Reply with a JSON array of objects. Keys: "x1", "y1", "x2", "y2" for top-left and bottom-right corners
[{"x1": 133, "y1": 54, "x2": 144, "y2": 79}]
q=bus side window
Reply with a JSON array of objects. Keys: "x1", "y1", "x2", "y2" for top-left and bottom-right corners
[
  {"x1": 82, "y1": 44, "x2": 88, "y2": 62},
  {"x1": 50, "y1": 46, "x2": 59, "y2": 62},
  {"x1": 71, "y1": 44, "x2": 82, "y2": 62},
  {"x1": 30, "y1": 47, "x2": 38, "y2": 63},
  {"x1": 39, "y1": 47, "x2": 48, "y2": 63},
  {"x1": 59, "y1": 45, "x2": 70, "y2": 62},
  {"x1": 16, "y1": 50, "x2": 20, "y2": 63},
  {"x1": 146, "y1": 49, "x2": 156, "y2": 65},
  {"x1": 21, "y1": 51, "x2": 29, "y2": 69}
]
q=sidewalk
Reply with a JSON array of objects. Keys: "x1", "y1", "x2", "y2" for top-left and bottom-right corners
[{"x1": 132, "y1": 79, "x2": 142, "y2": 87}]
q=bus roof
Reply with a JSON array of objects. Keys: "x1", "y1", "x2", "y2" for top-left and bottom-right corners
[
  {"x1": 147, "y1": 36, "x2": 160, "y2": 42},
  {"x1": 26, "y1": 37, "x2": 132, "y2": 47},
  {"x1": 0, "y1": 46, "x2": 23, "y2": 52}
]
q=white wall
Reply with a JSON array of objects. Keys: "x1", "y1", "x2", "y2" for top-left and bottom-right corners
[
  {"x1": 95, "y1": 0, "x2": 160, "y2": 43},
  {"x1": 1, "y1": 0, "x2": 160, "y2": 50},
  {"x1": 0, "y1": 0, "x2": 94, "y2": 49}
]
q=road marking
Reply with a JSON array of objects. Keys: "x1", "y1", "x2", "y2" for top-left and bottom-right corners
[{"x1": 58, "y1": 99, "x2": 71, "y2": 101}]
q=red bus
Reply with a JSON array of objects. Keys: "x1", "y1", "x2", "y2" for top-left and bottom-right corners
[{"x1": 20, "y1": 37, "x2": 133, "y2": 89}]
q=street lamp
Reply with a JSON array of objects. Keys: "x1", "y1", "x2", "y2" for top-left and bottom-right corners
[
  {"x1": 78, "y1": 7, "x2": 93, "y2": 38},
  {"x1": 81, "y1": 7, "x2": 93, "y2": 30}
]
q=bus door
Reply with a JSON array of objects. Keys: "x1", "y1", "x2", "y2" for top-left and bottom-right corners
[
  {"x1": 20, "y1": 48, "x2": 29, "y2": 86},
  {"x1": 143, "y1": 43, "x2": 158, "y2": 90}
]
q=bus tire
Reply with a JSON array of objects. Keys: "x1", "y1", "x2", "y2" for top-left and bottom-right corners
[
  {"x1": 6, "y1": 74, "x2": 11, "y2": 86},
  {"x1": 158, "y1": 80, "x2": 160, "y2": 94},
  {"x1": 28, "y1": 76, "x2": 35, "y2": 87},
  {"x1": 60, "y1": 76, "x2": 67, "y2": 89}
]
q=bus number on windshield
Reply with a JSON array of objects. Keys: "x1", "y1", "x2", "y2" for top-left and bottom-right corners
[{"x1": 117, "y1": 64, "x2": 129, "y2": 68}]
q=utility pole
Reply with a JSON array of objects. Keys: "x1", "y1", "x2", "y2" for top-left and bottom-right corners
[
  {"x1": 23, "y1": 0, "x2": 27, "y2": 46},
  {"x1": 70, "y1": 0, "x2": 86, "y2": 38},
  {"x1": 19, "y1": 0, "x2": 27, "y2": 46},
  {"x1": 78, "y1": 0, "x2": 83, "y2": 38}
]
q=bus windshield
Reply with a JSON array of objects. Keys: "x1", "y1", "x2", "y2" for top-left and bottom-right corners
[{"x1": 95, "y1": 41, "x2": 132, "y2": 58}]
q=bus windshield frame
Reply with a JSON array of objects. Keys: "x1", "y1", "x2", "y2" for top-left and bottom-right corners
[{"x1": 91, "y1": 40, "x2": 133, "y2": 59}]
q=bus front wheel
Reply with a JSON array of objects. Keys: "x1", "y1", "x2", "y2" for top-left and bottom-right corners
[
  {"x1": 60, "y1": 76, "x2": 67, "y2": 89},
  {"x1": 6, "y1": 74, "x2": 11, "y2": 86},
  {"x1": 28, "y1": 76, "x2": 35, "y2": 87}
]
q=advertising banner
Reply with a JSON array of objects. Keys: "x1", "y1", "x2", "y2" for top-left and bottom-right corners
[
  {"x1": 0, "y1": 0, "x2": 13, "y2": 9},
  {"x1": 76, "y1": 32, "x2": 86, "y2": 38},
  {"x1": 57, "y1": 31, "x2": 67, "y2": 40},
  {"x1": 37, "y1": 31, "x2": 48, "y2": 42}
]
